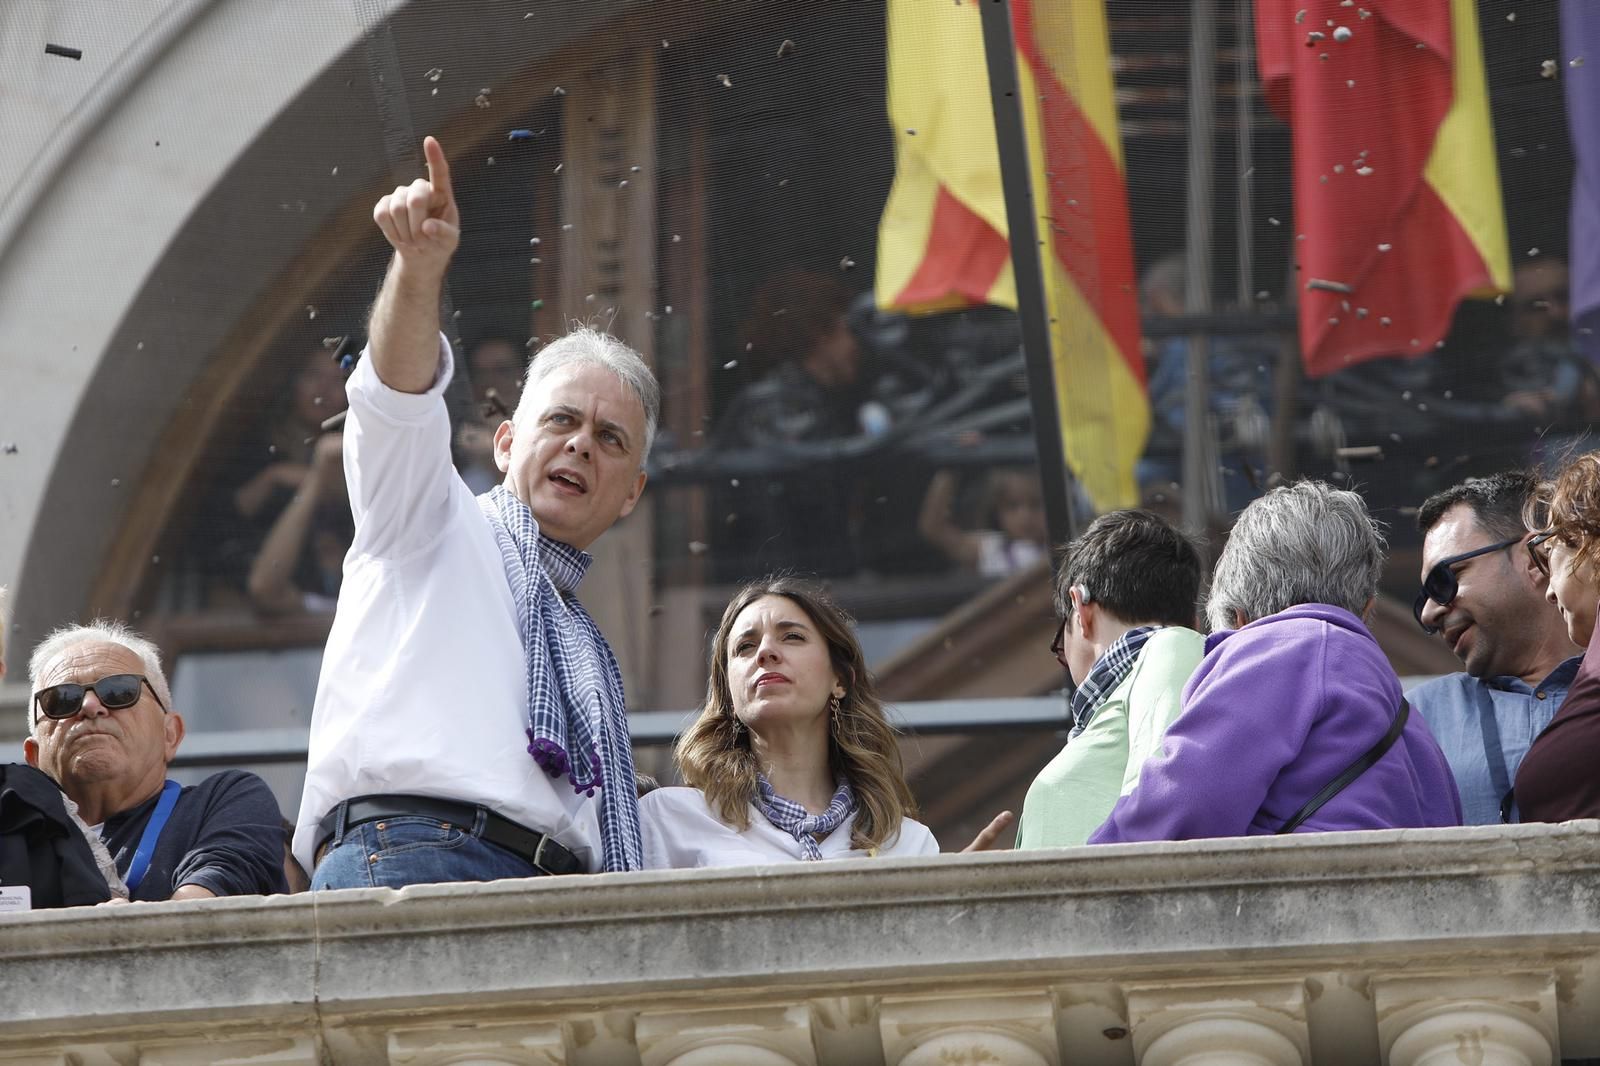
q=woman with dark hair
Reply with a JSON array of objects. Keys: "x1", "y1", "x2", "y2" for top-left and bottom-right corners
[
  {"x1": 641, "y1": 577, "x2": 938, "y2": 865},
  {"x1": 1515, "y1": 453, "x2": 1600, "y2": 820}
]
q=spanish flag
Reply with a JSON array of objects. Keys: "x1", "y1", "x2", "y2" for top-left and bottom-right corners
[
  {"x1": 876, "y1": 0, "x2": 1147, "y2": 512},
  {"x1": 1257, "y1": 0, "x2": 1512, "y2": 377}
]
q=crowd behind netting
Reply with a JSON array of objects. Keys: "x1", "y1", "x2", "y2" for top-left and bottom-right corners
[{"x1": 6, "y1": 128, "x2": 1600, "y2": 907}]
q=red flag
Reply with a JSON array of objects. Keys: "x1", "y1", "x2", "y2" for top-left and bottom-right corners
[{"x1": 1257, "y1": 0, "x2": 1510, "y2": 376}]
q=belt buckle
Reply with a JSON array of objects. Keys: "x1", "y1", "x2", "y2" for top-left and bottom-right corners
[{"x1": 530, "y1": 834, "x2": 559, "y2": 875}]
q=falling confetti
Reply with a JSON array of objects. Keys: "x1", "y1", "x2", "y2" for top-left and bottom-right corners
[
  {"x1": 531, "y1": 299, "x2": 544, "y2": 310},
  {"x1": 1356, "y1": 165, "x2": 1374, "y2": 176},
  {"x1": 1295, "y1": 9, "x2": 1307, "y2": 23},
  {"x1": 1307, "y1": 278, "x2": 1353, "y2": 293},
  {"x1": 425, "y1": 67, "x2": 443, "y2": 82},
  {"x1": 1377, "y1": 243, "x2": 1392, "y2": 252},
  {"x1": 777, "y1": 39, "x2": 796, "y2": 58},
  {"x1": 688, "y1": 541, "x2": 709, "y2": 555},
  {"x1": 1574, "y1": 57, "x2": 1587, "y2": 68},
  {"x1": 1542, "y1": 59, "x2": 1559, "y2": 79},
  {"x1": 840, "y1": 256, "x2": 856, "y2": 271},
  {"x1": 1333, "y1": 26, "x2": 1352, "y2": 42},
  {"x1": 307, "y1": 305, "x2": 317, "y2": 320},
  {"x1": 1306, "y1": 30, "x2": 1326, "y2": 44},
  {"x1": 553, "y1": 85, "x2": 566, "y2": 96},
  {"x1": 716, "y1": 73, "x2": 732, "y2": 88},
  {"x1": 508, "y1": 129, "x2": 535, "y2": 141},
  {"x1": 1, "y1": 443, "x2": 16, "y2": 455},
  {"x1": 475, "y1": 91, "x2": 492, "y2": 109},
  {"x1": 45, "y1": 43, "x2": 83, "y2": 60},
  {"x1": 530, "y1": 237, "x2": 541, "y2": 246},
  {"x1": 723, "y1": 360, "x2": 738, "y2": 370}
]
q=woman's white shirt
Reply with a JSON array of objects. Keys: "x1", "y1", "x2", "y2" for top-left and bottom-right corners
[{"x1": 640, "y1": 786, "x2": 940, "y2": 868}]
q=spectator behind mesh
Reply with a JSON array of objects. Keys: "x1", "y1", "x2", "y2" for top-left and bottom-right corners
[
  {"x1": 455, "y1": 336, "x2": 526, "y2": 494},
  {"x1": 1090, "y1": 482, "x2": 1462, "y2": 843},
  {"x1": 1410, "y1": 472, "x2": 1579, "y2": 824},
  {"x1": 224, "y1": 345, "x2": 352, "y2": 615},
  {"x1": 1509, "y1": 454, "x2": 1600, "y2": 822},
  {"x1": 25, "y1": 621, "x2": 287, "y2": 900},
  {"x1": 918, "y1": 466, "x2": 1049, "y2": 578},
  {"x1": 1016, "y1": 509, "x2": 1204, "y2": 849},
  {"x1": 716, "y1": 271, "x2": 866, "y2": 577}
]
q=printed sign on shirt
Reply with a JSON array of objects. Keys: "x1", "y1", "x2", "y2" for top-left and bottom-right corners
[{"x1": 0, "y1": 885, "x2": 32, "y2": 914}]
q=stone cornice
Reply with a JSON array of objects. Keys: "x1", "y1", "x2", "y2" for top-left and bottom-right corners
[{"x1": 4, "y1": 822, "x2": 1600, "y2": 1063}]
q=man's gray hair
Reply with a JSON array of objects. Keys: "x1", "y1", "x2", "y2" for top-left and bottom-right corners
[
  {"x1": 1206, "y1": 480, "x2": 1387, "y2": 631},
  {"x1": 513, "y1": 327, "x2": 661, "y2": 463},
  {"x1": 27, "y1": 620, "x2": 172, "y2": 734}
]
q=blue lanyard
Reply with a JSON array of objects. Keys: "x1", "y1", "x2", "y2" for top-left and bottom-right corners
[{"x1": 124, "y1": 780, "x2": 181, "y2": 894}]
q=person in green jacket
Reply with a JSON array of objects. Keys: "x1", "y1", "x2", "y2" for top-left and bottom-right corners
[{"x1": 1016, "y1": 509, "x2": 1204, "y2": 849}]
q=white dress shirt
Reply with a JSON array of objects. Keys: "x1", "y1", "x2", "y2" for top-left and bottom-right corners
[
  {"x1": 640, "y1": 786, "x2": 940, "y2": 868},
  {"x1": 292, "y1": 340, "x2": 601, "y2": 873}
]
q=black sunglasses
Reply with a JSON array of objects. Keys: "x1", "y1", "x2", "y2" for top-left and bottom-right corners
[
  {"x1": 33, "y1": 674, "x2": 168, "y2": 723},
  {"x1": 1413, "y1": 538, "x2": 1521, "y2": 634}
]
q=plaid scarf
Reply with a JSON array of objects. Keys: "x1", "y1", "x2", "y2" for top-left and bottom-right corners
[
  {"x1": 756, "y1": 774, "x2": 856, "y2": 861},
  {"x1": 477, "y1": 485, "x2": 643, "y2": 872},
  {"x1": 1068, "y1": 625, "x2": 1159, "y2": 738}
]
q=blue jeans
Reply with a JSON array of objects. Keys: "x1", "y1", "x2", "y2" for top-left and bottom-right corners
[{"x1": 311, "y1": 815, "x2": 543, "y2": 890}]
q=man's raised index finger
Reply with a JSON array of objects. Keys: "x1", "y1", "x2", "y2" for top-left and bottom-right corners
[{"x1": 423, "y1": 135, "x2": 453, "y2": 201}]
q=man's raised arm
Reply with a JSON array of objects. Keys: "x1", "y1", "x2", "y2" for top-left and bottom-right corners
[{"x1": 368, "y1": 136, "x2": 460, "y2": 393}]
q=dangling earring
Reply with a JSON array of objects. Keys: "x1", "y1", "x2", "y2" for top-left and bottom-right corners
[{"x1": 829, "y1": 692, "x2": 844, "y2": 717}]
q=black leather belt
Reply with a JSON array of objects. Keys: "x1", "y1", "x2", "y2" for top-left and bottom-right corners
[{"x1": 315, "y1": 794, "x2": 583, "y2": 876}]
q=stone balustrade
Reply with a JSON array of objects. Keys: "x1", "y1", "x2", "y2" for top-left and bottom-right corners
[{"x1": 3, "y1": 822, "x2": 1598, "y2": 1065}]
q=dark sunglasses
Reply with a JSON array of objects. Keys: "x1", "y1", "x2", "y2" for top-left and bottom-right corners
[
  {"x1": 1413, "y1": 537, "x2": 1521, "y2": 634},
  {"x1": 33, "y1": 674, "x2": 167, "y2": 723}
]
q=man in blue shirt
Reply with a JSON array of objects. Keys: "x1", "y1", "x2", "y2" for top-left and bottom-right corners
[
  {"x1": 1411, "y1": 473, "x2": 1581, "y2": 824},
  {"x1": 26, "y1": 621, "x2": 286, "y2": 901}
]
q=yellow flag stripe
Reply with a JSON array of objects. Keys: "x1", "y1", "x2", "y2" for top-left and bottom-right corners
[{"x1": 1423, "y1": 0, "x2": 1512, "y2": 291}]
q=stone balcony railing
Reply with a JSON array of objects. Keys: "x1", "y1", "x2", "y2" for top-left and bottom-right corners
[{"x1": 4, "y1": 823, "x2": 1599, "y2": 1066}]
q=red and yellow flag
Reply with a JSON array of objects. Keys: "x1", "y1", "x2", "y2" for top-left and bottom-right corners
[
  {"x1": 1257, "y1": 0, "x2": 1511, "y2": 376},
  {"x1": 876, "y1": 0, "x2": 1147, "y2": 512}
]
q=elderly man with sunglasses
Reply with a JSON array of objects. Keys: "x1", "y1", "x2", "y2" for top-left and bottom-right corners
[
  {"x1": 24, "y1": 621, "x2": 287, "y2": 901},
  {"x1": 1410, "y1": 473, "x2": 1581, "y2": 824}
]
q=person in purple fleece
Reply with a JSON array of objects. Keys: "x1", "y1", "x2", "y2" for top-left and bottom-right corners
[{"x1": 1089, "y1": 481, "x2": 1463, "y2": 843}]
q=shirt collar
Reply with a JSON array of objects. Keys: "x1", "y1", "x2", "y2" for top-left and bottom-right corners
[
  {"x1": 1069, "y1": 625, "x2": 1160, "y2": 734},
  {"x1": 1483, "y1": 655, "x2": 1581, "y2": 694}
]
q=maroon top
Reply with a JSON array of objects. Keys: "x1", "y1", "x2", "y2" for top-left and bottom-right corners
[{"x1": 1514, "y1": 608, "x2": 1600, "y2": 822}]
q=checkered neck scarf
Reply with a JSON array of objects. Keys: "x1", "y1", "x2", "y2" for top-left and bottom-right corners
[
  {"x1": 756, "y1": 774, "x2": 856, "y2": 861},
  {"x1": 478, "y1": 485, "x2": 643, "y2": 872},
  {"x1": 1068, "y1": 626, "x2": 1159, "y2": 738}
]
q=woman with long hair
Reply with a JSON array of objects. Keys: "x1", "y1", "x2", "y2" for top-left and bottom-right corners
[
  {"x1": 641, "y1": 577, "x2": 938, "y2": 865},
  {"x1": 1515, "y1": 453, "x2": 1600, "y2": 820}
]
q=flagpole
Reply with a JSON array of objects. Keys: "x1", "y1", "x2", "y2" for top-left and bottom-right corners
[
  {"x1": 1182, "y1": 0, "x2": 1225, "y2": 535},
  {"x1": 977, "y1": 0, "x2": 1081, "y2": 547}
]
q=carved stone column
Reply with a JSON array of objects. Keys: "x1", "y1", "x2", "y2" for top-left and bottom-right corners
[
  {"x1": 878, "y1": 993, "x2": 1057, "y2": 1066},
  {"x1": 634, "y1": 1004, "x2": 816, "y2": 1066},
  {"x1": 1127, "y1": 981, "x2": 1309, "y2": 1066},
  {"x1": 385, "y1": 1022, "x2": 567, "y2": 1066},
  {"x1": 1376, "y1": 974, "x2": 1557, "y2": 1066}
]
